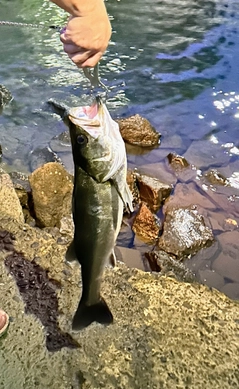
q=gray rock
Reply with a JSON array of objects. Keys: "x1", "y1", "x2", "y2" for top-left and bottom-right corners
[{"x1": 158, "y1": 206, "x2": 214, "y2": 258}]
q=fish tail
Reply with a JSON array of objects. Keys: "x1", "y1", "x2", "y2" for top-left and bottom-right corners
[{"x1": 72, "y1": 297, "x2": 113, "y2": 331}]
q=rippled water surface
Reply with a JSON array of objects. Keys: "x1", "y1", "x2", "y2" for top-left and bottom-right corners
[{"x1": 0, "y1": 0, "x2": 239, "y2": 299}]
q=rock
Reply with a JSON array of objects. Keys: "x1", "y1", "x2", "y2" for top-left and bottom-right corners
[
  {"x1": 0, "y1": 216, "x2": 239, "y2": 388},
  {"x1": 30, "y1": 146, "x2": 61, "y2": 172},
  {"x1": 204, "y1": 168, "x2": 228, "y2": 186},
  {"x1": 136, "y1": 173, "x2": 172, "y2": 212},
  {"x1": 198, "y1": 269, "x2": 225, "y2": 291},
  {"x1": 183, "y1": 140, "x2": 229, "y2": 169},
  {"x1": 158, "y1": 206, "x2": 214, "y2": 258},
  {"x1": 0, "y1": 84, "x2": 12, "y2": 108},
  {"x1": 145, "y1": 249, "x2": 196, "y2": 283},
  {"x1": 115, "y1": 246, "x2": 145, "y2": 271},
  {"x1": 221, "y1": 282, "x2": 239, "y2": 300},
  {"x1": 126, "y1": 170, "x2": 139, "y2": 206},
  {"x1": 9, "y1": 171, "x2": 31, "y2": 208},
  {"x1": 212, "y1": 231, "x2": 239, "y2": 283},
  {"x1": 50, "y1": 130, "x2": 71, "y2": 153},
  {"x1": 167, "y1": 153, "x2": 190, "y2": 171},
  {"x1": 0, "y1": 144, "x2": 2, "y2": 159},
  {"x1": 116, "y1": 114, "x2": 160, "y2": 147},
  {"x1": 137, "y1": 162, "x2": 177, "y2": 186},
  {"x1": 0, "y1": 172, "x2": 24, "y2": 224},
  {"x1": 132, "y1": 202, "x2": 161, "y2": 243},
  {"x1": 164, "y1": 182, "x2": 217, "y2": 211},
  {"x1": 29, "y1": 162, "x2": 73, "y2": 228}
]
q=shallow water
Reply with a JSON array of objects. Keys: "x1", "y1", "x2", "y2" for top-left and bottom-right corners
[{"x1": 0, "y1": 0, "x2": 238, "y2": 299}]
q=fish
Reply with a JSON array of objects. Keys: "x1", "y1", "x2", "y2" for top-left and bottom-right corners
[{"x1": 65, "y1": 96, "x2": 133, "y2": 330}]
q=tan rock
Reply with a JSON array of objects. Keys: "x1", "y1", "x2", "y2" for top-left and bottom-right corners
[
  {"x1": 29, "y1": 162, "x2": 73, "y2": 228},
  {"x1": 132, "y1": 202, "x2": 161, "y2": 243},
  {"x1": 0, "y1": 216, "x2": 239, "y2": 388},
  {"x1": 0, "y1": 173, "x2": 24, "y2": 224},
  {"x1": 117, "y1": 114, "x2": 160, "y2": 147},
  {"x1": 136, "y1": 173, "x2": 172, "y2": 212}
]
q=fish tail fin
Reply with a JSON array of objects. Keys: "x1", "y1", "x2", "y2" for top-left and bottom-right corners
[{"x1": 72, "y1": 297, "x2": 113, "y2": 331}]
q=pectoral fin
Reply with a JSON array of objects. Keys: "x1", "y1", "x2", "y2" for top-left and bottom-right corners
[{"x1": 111, "y1": 177, "x2": 134, "y2": 213}]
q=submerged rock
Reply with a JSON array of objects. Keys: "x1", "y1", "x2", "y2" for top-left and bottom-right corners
[
  {"x1": 116, "y1": 114, "x2": 161, "y2": 147},
  {"x1": 0, "y1": 84, "x2": 12, "y2": 108},
  {"x1": 29, "y1": 162, "x2": 73, "y2": 228},
  {"x1": 136, "y1": 173, "x2": 172, "y2": 212},
  {"x1": 145, "y1": 249, "x2": 196, "y2": 283},
  {"x1": 158, "y1": 206, "x2": 214, "y2": 258},
  {"x1": 30, "y1": 146, "x2": 61, "y2": 172},
  {"x1": 204, "y1": 168, "x2": 229, "y2": 186},
  {"x1": 167, "y1": 152, "x2": 190, "y2": 170},
  {"x1": 132, "y1": 202, "x2": 161, "y2": 243}
]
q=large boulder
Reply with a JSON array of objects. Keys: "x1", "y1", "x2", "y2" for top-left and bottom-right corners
[
  {"x1": 29, "y1": 162, "x2": 73, "y2": 227},
  {"x1": 0, "y1": 216, "x2": 238, "y2": 389}
]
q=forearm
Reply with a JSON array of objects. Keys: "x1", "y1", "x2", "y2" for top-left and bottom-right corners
[{"x1": 50, "y1": 0, "x2": 104, "y2": 16}]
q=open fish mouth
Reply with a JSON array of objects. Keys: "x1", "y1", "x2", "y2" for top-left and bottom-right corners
[{"x1": 68, "y1": 97, "x2": 104, "y2": 138}]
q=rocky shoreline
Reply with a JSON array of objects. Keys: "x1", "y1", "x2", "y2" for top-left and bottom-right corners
[{"x1": 0, "y1": 161, "x2": 239, "y2": 388}]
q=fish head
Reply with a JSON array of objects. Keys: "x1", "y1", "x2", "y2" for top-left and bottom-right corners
[{"x1": 68, "y1": 97, "x2": 126, "y2": 182}]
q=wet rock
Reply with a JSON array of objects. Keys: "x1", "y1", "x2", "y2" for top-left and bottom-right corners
[
  {"x1": 167, "y1": 153, "x2": 190, "y2": 171},
  {"x1": 145, "y1": 250, "x2": 196, "y2": 283},
  {"x1": 138, "y1": 162, "x2": 177, "y2": 186},
  {"x1": 183, "y1": 140, "x2": 229, "y2": 169},
  {"x1": 0, "y1": 144, "x2": 2, "y2": 159},
  {"x1": 30, "y1": 146, "x2": 62, "y2": 172},
  {"x1": 164, "y1": 182, "x2": 217, "y2": 211},
  {"x1": 0, "y1": 84, "x2": 12, "y2": 108},
  {"x1": 204, "y1": 168, "x2": 228, "y2": 186},
  {"x1": 158, "y1": 206, "x2": 214, "y2": 258},
  {"x1": 212, "y1": 231, "x2": 239, "y2": 282},
  {"x1": 132, "y1": 202, "x2": 161, "y2": 244},
  {"x1": 221, "y1": 282, "x2": 239, "y2": 300},
  {"x1": 50, "y1": 130, "x2": 71, "y2": 153},
  {"x1": 136, "y1": 173, "x2": 172, "y2": 212},
  {"x1": 198, "y1": 269, "x2": 225, "y2": 291},
  {"x1": 115, "y1": 246, "x2": 145, "y2": 271},
  {"x1": 29, "y1": 162, "x2": 73, "y2": 228},
  {"x1": 116, "y1": 114, "x2": 161, "y2": 147},
  {"x1": 126, "y1": 170, "x2": 139, "y2": 206},
  {"x1": 0, "y1": 172, "x2": 24, "y2": 224}
]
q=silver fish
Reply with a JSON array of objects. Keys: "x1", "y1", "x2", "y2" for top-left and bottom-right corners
[{"x1": 66, "y1": 96, "x2": 133, "y2": 330}]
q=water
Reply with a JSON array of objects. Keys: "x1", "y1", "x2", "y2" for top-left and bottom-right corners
[{"x1": 0, "y1": 0, "x2": 238, "y2": 299}]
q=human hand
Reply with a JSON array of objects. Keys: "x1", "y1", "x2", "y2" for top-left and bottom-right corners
[{"x1": 60, "y1": 1, "x2": 112, "y2": 68}]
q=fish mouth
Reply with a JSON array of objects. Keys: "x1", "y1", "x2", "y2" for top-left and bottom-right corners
[{"x1": 68, "y1": 97, "x2": 104, "y2": 138}]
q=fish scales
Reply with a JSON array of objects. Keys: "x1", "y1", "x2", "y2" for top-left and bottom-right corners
[{"x1": 66, "y1": 97, "x2": 133, "y2": 330}]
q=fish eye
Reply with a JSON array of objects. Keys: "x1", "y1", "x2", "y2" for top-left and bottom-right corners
[{"x1": 76, "y1": 134, "x2": 88, "y2": 146}]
